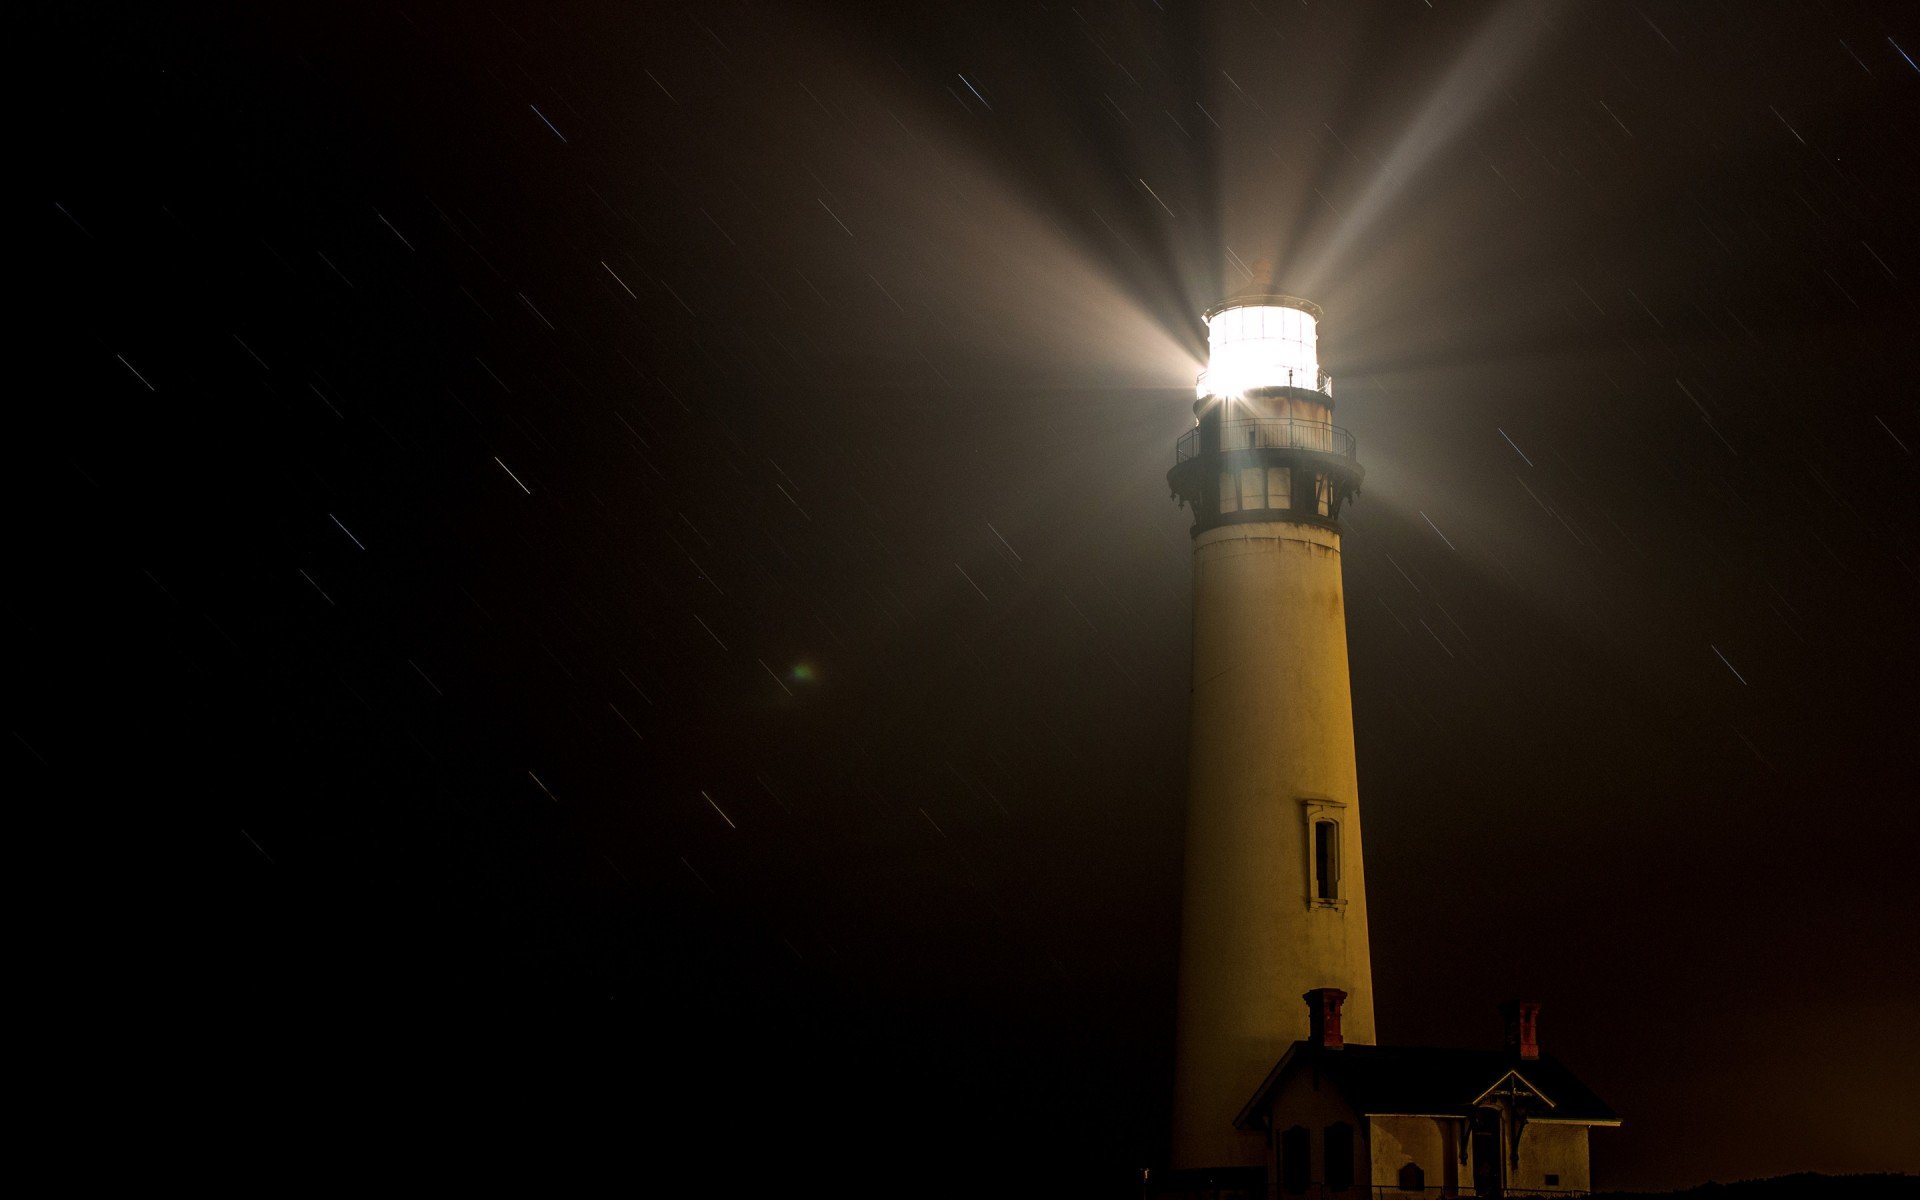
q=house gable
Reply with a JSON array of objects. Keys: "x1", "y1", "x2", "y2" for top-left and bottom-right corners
[{"x1": 1471, "y1": 1068, "x2": 1556, "y2": 1111}]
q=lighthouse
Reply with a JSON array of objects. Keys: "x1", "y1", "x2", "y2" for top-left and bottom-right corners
[{"x1": 1167, "y1": 293, "x2": 1376, "y2": 1171}]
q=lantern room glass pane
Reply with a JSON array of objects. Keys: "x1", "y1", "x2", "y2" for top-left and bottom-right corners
[{"x1": 1204, "y1": 303, "x2": 1319, "y2": 396}]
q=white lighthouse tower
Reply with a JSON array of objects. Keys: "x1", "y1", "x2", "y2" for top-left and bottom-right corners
[{"x1": 1167, "y1": 293, "x2": 1377, "y2": 1171}]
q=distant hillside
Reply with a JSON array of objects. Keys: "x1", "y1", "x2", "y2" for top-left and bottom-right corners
[{"x1": 1592, "y1": 1174, "x2": 1914, "y2": 1200}]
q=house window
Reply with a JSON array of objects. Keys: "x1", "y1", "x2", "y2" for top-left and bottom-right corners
[
  {"x1": 1280, "y1": 1125, "x2": 1311, "y2": 1195},
  {"x1": 1324, "y1": 1122, "x2": 1355, "y2": 1192},
  {"x1": 1219, "y1": 472, "x2": 1239, "y2": 514},
  {"x1": 1268, "y1": 466, "x2": 1292, "y2": 510},
  {"x1": 1314, "y1": 820, "x2": 1340, "y2": 901},
  {"x1": 1399, "y1": 1163, "x2": 1425, "y2": 1192}
]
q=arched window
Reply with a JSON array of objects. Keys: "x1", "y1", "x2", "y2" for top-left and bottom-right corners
[
  {"x1": 1314, "y1": 820, "x2": 1340, "y2": 901},
  {"x1": 1280, "y1": 1125, "x2": 1311, "y2": 1195},
  {"x1": 1324, "y1": 1122, "x2": 1355, "y2": 1192},
  {"x1": 1399, "y1": 1162, "x2": 1426, "y2": 1193}
]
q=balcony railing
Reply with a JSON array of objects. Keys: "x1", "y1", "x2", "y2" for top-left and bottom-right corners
[
  {"x1": 1367, "y1": 1182, "x2": 1589, "y2": 1190},
  {"x1": 1175, "y1": 417, "x2": 1358, "y2": 464},
  {"x1": 1196, "y1": 366, "x2": 1334, "y2": 399}
]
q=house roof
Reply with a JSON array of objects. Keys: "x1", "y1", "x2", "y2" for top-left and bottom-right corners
[{"x1": 1235, "y1": 1042, "x2": 1620, "y2": 1131}]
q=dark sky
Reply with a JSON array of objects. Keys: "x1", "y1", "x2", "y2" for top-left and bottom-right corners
[{"x1": 39, "y1": 0, "x2": 1918, "y2": 1190}]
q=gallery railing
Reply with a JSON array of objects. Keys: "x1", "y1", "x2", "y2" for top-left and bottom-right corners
[
  {"x1": 1175, "y1": 418, "x2": 1358, "y2": 464},
  {"x1": 1196, "y1": 366, "x2": 1334, "y2": 397},
  {"x1": 1367, "y1": 1188, "x2": 1591, "y2": 1197}
]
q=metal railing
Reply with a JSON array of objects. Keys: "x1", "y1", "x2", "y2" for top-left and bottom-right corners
[
  {"x1": 1367, "y1": 1189, "x2": 1590, "y2": 1197},
  {"x1": 1196, "y1": 367, "x2": 1334, "y2": 398},
  {"x1": 1175, "y1": 418, "x2": 1357, "y2": 464},
  {"x1": 1367, "y1": 1182, "x2": 1589, "y2": 1190}
]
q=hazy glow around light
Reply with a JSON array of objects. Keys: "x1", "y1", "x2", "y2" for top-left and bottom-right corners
[{"x1": 1199, "y1": 304, "x2": 1325, "y2": 398}]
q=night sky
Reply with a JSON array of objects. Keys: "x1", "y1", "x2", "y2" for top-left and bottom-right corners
[{"x1": 39, "y1": 1, "x2": 1918, "y2": 1189}]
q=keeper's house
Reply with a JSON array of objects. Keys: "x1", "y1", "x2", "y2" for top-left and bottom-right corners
[{"x1": 1231, "y1": 992, "x2": 1619, "y2": 1198}]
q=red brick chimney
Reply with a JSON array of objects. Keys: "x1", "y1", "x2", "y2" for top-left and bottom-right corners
[
  {"x1": 1501, "y1": 1001, "x2": 1541, "y2": 1060},
  {"x1": 1304, "y1": 988, "x2": 1348, "y2": 1050}
]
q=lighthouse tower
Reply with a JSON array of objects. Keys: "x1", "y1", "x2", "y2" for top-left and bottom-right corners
[{"x1": 1167, "y1": 294, "x2": 1376, "y2": 1171}]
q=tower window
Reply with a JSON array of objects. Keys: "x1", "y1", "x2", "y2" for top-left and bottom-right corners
[
  {"x1": 1399, "y1": 1163, "x2": 1425, "y2": 1192},
  {"x1": 1299, "y1": 797, "x2": 1349, "y2": 909},
  {"x1": 1268, "y1": 466, "x2": 1292, "y2": 510},
  {"x1": 1219, "y1": 472, "x2": 1239, "y2": 514},
  {"x1": 1314, "y1": 820, "x2": 1340, "y2": 901},
  {"x1": 1315, "y1": 473, "x2": 1332, "y2": 516},
  {"x1": 1241, "y1": 466, "x2": 1266, "y2": 509},
  {"x1": 1280, "y1": 1125, "x2": 1311, "y2": 1195}
]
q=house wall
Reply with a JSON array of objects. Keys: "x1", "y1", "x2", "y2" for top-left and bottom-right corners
[
  {"x1": 1513, "y1": 1123, "x2": 1591, "y2": 1193},
  {"x1": 1260, "y1": 1065, "x2": 1599, "y2": 1196},
  {"x1": 1261, "y1": 1066, "x2": 1367, "y2": 1199},
  {"x1": 1368, "y1": 1114, "x2": 1455, "y2": 1195},
  {"x1": 1365, "y1": 1113, "x2": 1592, "y2": 1196}
]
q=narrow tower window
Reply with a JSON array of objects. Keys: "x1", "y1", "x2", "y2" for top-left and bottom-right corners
[
  {"x1": 1219, "y1": 472, "x2": 1239, "y2": 514},
  {"x1": 1314, "y1": 820, "x2": 1340, "y2": 901},
  {"x1": 1315, "y1": 473, "x2": 1332, "y2": 516}
]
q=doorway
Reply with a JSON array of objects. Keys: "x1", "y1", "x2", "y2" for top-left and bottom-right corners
[{"x1": 1470, "y1": 1111, "x2": 1502, "y2": 1198}]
